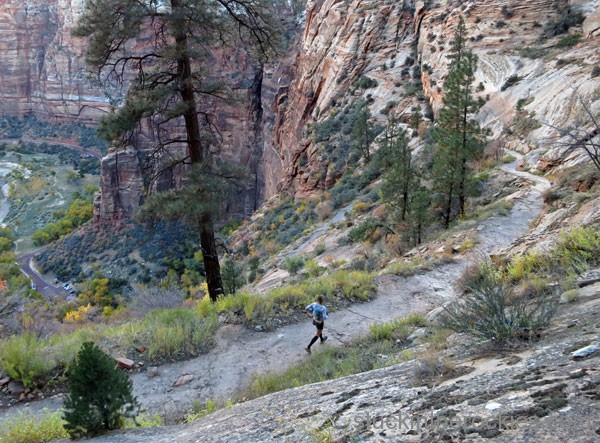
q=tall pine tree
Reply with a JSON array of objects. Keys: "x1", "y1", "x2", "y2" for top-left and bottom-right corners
[
  {"x1": 381, "y1": 115, "x2": 414, "y2": 221},
  {"x1": 74, "y1": 0, "x2": 280, "y2": 300},
  {"x1": 431, "y1": 16, "x2": 485, "y2": 227}
]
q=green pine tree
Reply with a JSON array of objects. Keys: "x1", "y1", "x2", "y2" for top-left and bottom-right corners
[
  {"x1": 431, "y1": 16, "x2": 486, "y2": 227},
  {"x1": 404, "y1": 184, "x2": 431, "y2": 246},
  {"x1": 74, "y1": 0, "x2": 280, "y2": 301},
  {"x1": 63, "y1": 342, "x2": 139, "y2": 438},
  {"x1": 221, "y1": 256, "x2": 245, "y2": 295},
  {"x1": 351, "y1": 102, "x2": 377, "y2": 162},
  {"x1": 381, "y1": 115, "x2": 414, "y2": 221}
]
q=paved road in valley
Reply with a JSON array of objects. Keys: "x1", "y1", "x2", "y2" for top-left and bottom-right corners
[{"x1": 18, "y1": 252, "x2": 71, "y2": 301}]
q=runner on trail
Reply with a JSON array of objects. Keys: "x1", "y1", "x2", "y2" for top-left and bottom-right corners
[{"x1": 303, "y1": 295, "x2": 328, "y2": 354}]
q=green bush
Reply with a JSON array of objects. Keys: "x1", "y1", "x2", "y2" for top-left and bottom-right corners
[
  {"x1": 0, "y1": 409, "x2": 68, "y2": 443},
  {"x1": 281, "y1": 255, "x2": 306, "y2": 275},
  {"x1": 552, "y1": 226, "x2": 600, "y2": 274},
  {"x1": 142, "y1": 309, "x2": 218, "y2": 360},
  {"x1": 354, "y1": 75, "x2": 378, "y2": 89},
  {"x1": 500, "y1": 74, "x2": 522, "y2": 91},
  {"x1": 0, "y1": 333, "x2": 56, "y2": 387},
  {"x1": 543, "y1": 10, "x2": 584, "y2": 38},
  {"x1": 555, "y1": 33, "x2": 583, "y2": 49},
  {"x1": 518, "y1": 47, "x2": 547, "y2": 59},
  {"x1": 369, "y1": 313, "x2": 427, "y2": 341},
  {"x1": 441, "y1": 264, "x2": 558, "y2": 343},
  {"x1": 348, "y1": 218, "x2": 380, "y2": 243},
  {"x1": 63, "y1": 342, "x2": 139, "y2": 438}
]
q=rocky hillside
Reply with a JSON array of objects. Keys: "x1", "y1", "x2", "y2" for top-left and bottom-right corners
[
  {"x1": 1, "y1": 0, "x2": 599, "y2": 441},
  {"x1": 87, "y1": 280, "x2": 600, "y2": 442},
  {"x1": 269, "y1": 0, "x2": 600, "y2": 198}
]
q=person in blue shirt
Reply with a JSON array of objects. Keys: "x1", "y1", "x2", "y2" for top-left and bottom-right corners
[{"x1": 303, "y1": 295, "x2": 328, "y2": 354}]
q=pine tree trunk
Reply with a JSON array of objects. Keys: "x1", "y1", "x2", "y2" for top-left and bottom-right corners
[
  {"x1": 199, "y1": 214, "x2": 224, "y2": 301},
  {"x1": 173, "y1": 0, "x2": 223, "y2": 300},
  {"x1": 444, "y1": 183, "x2": 453, "y2": 228}
]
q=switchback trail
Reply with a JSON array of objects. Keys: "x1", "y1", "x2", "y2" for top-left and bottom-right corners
[{"x1": 0, "y1": 152, "x2": 550, "y2": 423}]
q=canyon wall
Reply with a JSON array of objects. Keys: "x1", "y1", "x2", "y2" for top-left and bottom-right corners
[
  {"x1": 268, "y1": 0, "x2": 600, "y2": 197},
  {"x1": 1, "y1": 0, "x2": 599, "y2": 219},
  {"x1": 0, "y1": 0, "x2": 271, "y2": 221},
  {"x1": 0, "y1": 0, "x2": 107, "y2": 123}
]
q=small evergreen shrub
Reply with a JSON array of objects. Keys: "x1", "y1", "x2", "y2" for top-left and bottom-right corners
[
  {"x1": 500, "y1": 74, "x2": 523, "y2": 91},
  {"x1": 63, "y1": 342, "x2": 139, "y2": 438},
  {"x1": 555, "y1": 33, "x2": 583, "y2": 49}
]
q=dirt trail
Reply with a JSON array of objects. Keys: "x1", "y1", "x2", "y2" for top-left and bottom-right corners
[{"x1": 0, "y1": 153, "x2": 550, "y2": 423}]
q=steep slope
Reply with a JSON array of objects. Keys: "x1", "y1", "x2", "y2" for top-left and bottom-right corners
[{"x1": 269, "y1": 0, "x2": 600, "y2": 198}]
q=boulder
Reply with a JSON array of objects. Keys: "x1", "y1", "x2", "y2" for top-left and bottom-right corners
[
  {"x1": 7, "y1": 381, "x2": 25, "y2": 395},
  {"x1": 115, "y1": 357, "x2": 135, "y2": 370},
  {"x1": 173, "y1": 374, "x2": 195, "y2": 387}
]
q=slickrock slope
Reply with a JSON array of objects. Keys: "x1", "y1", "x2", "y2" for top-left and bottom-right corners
[{"x1": 87, "y1": 282, "x2": 600, "y2": 443}]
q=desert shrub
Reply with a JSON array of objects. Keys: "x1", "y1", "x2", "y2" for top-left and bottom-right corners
[
  {"x1": 551, "y1": 226, "x2": 600, "y2": 274},
  {"x1": 313, "y1": 242, "x2": 327, "y2": 256},
  {"x1": 354, "y1": 75, "x2": 378, "y2": 89},
  {"x1": 414, "y1": 353, "x2": 455, "y2": 382},
  {"x1": 369, "y1": 313, "x2": 427, "y2": 342},
  {"x1": 501, "y1": 74, "x2": 522, "y2": 91},
  {"x1": 128, "y1": 283, "x2": 186, "y2": 316},
  {"x1": 501, "y1": 5, "x2": 513, "y2": 18},
  {"x1": 331, "y1": 270, "x2": 373, "y2": 301},
  {"x1": 63, "y1": 342, "x2": 139, "y2": 438},
  {"x1": 141, "y1": 309, "x2": 218, "y2": 360},
  {"x1": 281, "y1": 255, "x2": 305, "y2": 275},
  {"x1": 592, "y1": 65, "x2": 600, "y2": 78},
  {"x1": 561, "y1": 289, "x2": 579, "y2": 303},
  {"x1": 441, "y1": 264, "x2": 557, "y2": 343},
  {"x1": 304, "y1": 258, "x2": 324, "y2": 277},
  {"x1": 183, "y1": 399, "x2": 220, "y2": 423},
  {"x1": 542, "y1": 10, "x2": 584, "y2": 38},
  {"x1": 518, "y1": 46, "x2": 547, "y2": 59},
  {"x1": 348, "y1": 217, "x2": 380, "y2": 243},
  {"x1": 315, "y1": 200, "x2": 333, "y2": 221},
  {"x1": 0, "y1": 409, "x2": 68, "y2": 443},
  {"x1": 0, "y1": 332, "x2": 56, "y2": 387},
  {"x1": 507, "y1": 251, "x2": 546, "y2": 281},
  {"x1": 555, "y1": 33, "x2": 583, "y2": 49}
]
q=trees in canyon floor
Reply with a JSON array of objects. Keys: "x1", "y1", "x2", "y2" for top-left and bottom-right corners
[{"x1": 74, "y1": 0, "x2": 280, "y2": 300}]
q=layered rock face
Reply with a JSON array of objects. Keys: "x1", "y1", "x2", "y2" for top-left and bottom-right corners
[
  {"x1": 267, "y1": 0, "x2": 417, "y2": 197},
  {"x1": 268, "y1": 0, "x2": 600, "y2": 198},
  {"x1": 0, "y1": 0, "x2": 107, "y2": 123}
]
